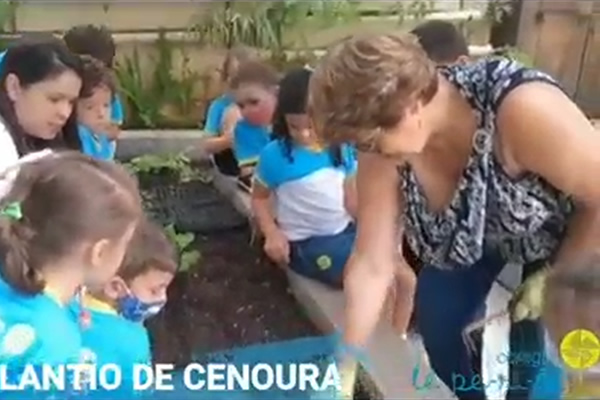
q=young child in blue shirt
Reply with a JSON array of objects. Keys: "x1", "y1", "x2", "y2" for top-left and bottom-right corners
[
  {"x1": 203, "y1": 47, "x2": 257, "y2": 177},
  {"x1": 64, "y1": 24, "x2": 124, "y2": 151},
  {"x1": 76, "y1": 55, "x2": 117, "y2": 160},
  {"x1": 71, "y1": 218, "x2": 176, "y2": 371},
  {"x1": 0, "y1": 152, "x2": 141, "y2": 373},
  {"x1": 230, "y1": 61, "x2": 279, "y2": 188},
  {"x1": 251, "y1": 68, "x2": 357, "y2": 288}
]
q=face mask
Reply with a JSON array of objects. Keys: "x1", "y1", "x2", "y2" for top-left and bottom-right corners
[
  {"x1": 244, "y1": 106, "x2": 274, "y2": 126},
  {"x1": 118, "y1": 293, "x2": 165, "y2": 323}
]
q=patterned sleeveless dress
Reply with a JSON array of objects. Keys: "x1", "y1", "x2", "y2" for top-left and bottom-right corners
[{"x1": 401, "y1": 57, "x2": 575, "y2": 269}]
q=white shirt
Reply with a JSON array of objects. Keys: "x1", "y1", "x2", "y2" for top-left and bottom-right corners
[{"x1": 0, "y1": 120, "x2": 53, "y2": 198}]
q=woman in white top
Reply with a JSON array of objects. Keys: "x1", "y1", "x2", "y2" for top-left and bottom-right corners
[{"x1": 0, "y1": 38, "x2": 83, "y2": 174}]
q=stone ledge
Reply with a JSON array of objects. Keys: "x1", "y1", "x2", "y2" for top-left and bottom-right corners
[
  {"x1": 116, "y1": 129, "x2": 209, "y2": 161},
  {"x1": 208, "y1": 174, "x2": 453, "y2": 399}
]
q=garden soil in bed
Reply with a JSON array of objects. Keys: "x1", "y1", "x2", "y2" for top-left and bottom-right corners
[{"x1": 146, "y1": 226, "x2": 382, "y2": 400}]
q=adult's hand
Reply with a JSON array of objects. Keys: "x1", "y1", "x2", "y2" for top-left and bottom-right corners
[{"x1": 343, "y1": 152, "x2": 412, "y2": 349}]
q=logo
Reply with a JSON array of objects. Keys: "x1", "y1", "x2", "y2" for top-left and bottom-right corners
[
  {"x1": 559, "y1": 329, "x2": 600, "y2": 370},
  {"x1": 316, "y1": 255, "x2": 332, "y2": 270}
]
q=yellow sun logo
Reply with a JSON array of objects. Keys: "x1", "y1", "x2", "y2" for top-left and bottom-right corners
[{"x1": 560, "y1": 329, "x2": 600, "y2": 370}]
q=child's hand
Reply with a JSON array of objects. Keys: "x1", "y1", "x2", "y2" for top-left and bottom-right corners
[
  {"x1": 104, "y1": 123, "x2": 122, "y2": 141},
  {"x1": 264, "y1": 229, "x2": 290, "y2": 266}
]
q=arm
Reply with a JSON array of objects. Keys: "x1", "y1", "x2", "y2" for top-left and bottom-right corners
[
  {"x1": 251, "y1": 181, "x2": 279, "y2": 238},
  {"x1": 203, "y1": 105, "x2": 241, "y2": 154},
  {"x1": 343, "y1": 175, "x2": 357, "y2": 219},
  {"x1": 343, "y1": 152, "x2": 416, "y2": 349},
  {"x1": 498, "y1": 82, "x2": 600, "y2": 267}
]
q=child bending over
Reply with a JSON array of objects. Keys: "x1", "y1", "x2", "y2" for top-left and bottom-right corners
[
  {"x1": 531, "y1": 254, "x2": 600, "y2": 399},
  {"x1": 203, "y1": 46, "x2": 257, "y2": 177},
  {"x1": 77, "y1": 55, "x2": 117, "y2": 160},
  {"x1": 0, "y1": 152, "x2": 141, "y2": 369},
  {"x1": 64, "y1": 24, "x2": 124, "y2": 147},
  {"x1": 72, "y1": 218, "x2": 176, "y2": 368},
  {"x1": 252, "y1": 68, "x2": 357, "y2": 288},
  {"x1": 230, "y1": 61, "x2": 279, "y2": 187}
]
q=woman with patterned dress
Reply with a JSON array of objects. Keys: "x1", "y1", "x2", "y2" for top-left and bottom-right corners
[{"x1": 308, "y1": 33, "x2": 600, "y2": 400}]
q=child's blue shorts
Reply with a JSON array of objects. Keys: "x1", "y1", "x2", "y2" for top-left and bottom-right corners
[{"x1": 289, "y1": 223, "x2": 356, "y2": 289}]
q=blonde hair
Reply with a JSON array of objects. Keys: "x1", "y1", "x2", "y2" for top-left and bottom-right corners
[{"x1": 308, "y1": 33, "x2": 438, "y2": 145}]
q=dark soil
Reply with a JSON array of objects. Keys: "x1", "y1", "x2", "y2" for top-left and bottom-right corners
[
  {"x1": 145, "y1": 226, "x2": 382, "y2": 400},
  {"x1": 146, "y1": 226, "x2": 319, "y2": 366}
]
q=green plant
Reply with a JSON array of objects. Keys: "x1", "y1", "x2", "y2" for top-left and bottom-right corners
[
  {"x1": 125, "y1": 153, "x2": 212, "y2": 183},
  {"x1": 190, "y1": 1, "x2": 358, "y2": 54},
  {"x1": 115, "y1": 31, "x2": 202, "y2": 128},
  {"x1": 163, "y1": 224, "x2": 201, "y2": 274},
  {"x1": 114, "y1": 47, "x2": 163, "y2": 128}
]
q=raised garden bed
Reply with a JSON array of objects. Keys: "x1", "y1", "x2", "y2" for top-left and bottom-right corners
[
  {"x1": 146, "y1": 226, "x2": 382, "y2": 400},
  {"x1": 125, "y1": 152, "x2": 382, "y2": 399}
]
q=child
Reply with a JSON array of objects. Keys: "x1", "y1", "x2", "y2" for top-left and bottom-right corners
[
  {"x1": 230, "y1": 60, "x2": 279, "y2": 187},
  {"x1": 251, "y1": 68, "x2": 357, "y2": 288},
  {"x1": 63, "y1": 24, "x2": 123, "y2": 149},
  {"x1": 0, "y1": 152, "x2": 141, "y2": 370},
  {"x1": 203, "y1": 46, "x2": 257, "y2": 177},
  {"x1": 531, "y1": 255, "x2": 600, "y2": 399},
  {"x1": 72, "y1": 218, "x2": 177, "y2": 369},
  {"x1": 77, "y1": 55, "x2": 117, "y2": 160},
  {"x1": 410, "y1": 20, "x2": 470, "y2": 65}
]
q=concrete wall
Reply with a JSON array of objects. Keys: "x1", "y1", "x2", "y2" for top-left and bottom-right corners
[{"x1": 7, "y1": 1, "x2": 492, "y2": 126}]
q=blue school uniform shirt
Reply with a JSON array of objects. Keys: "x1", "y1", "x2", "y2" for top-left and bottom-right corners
[
  {"x1": 69, "y1": 295, "x2": 151, "y2": 372},
  {"x1": 233, "y1": 119, "x2": 272, "y2": 167},
  {"x1": 204, "y1": 95, "x2": 234, "y2": 136},
  {"x1": 0, "y1": 274, "x2": 82, "y2": 370},
  {"x1": 78, "y1": 124, "x2": 115, "y2": 161},
  {"x1": 111, "y1": 95, "x2": 124, "y2": 126},
  {"x1": 255, "y1": 141, "x2": 357, "y2": 241}
]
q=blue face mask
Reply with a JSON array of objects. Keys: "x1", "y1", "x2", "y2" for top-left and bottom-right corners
[{"x1": 118, "y1": 294, "x2": 165, "y2": 323}]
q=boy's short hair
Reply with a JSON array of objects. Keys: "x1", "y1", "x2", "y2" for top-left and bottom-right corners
[
  {"x1": 63, "y1": 24, "x2": 116, "y2": 67},
  {"x1": 79, "y1": 55, "x2": 116, "y2": 98},
  {"x1": 118, "y1": 219, "x2": 178, "y2": 282},
  {"x1": 229, "y1": 61, "x2": 279, "y2": 90},
  {"x1": 410, "y1": 20, "x2": 469, "y2": 64}
]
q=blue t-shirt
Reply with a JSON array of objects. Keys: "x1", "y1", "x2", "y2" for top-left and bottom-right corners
[
  {"x1": 256, "y1": 142, "x2": 357, "y2": 188},
  {"x1": 78, "y1": 124, "x2": 115, "y2": 161},
  {"x1": 69, "y1": 296, "x2": 151, "y2": 371},
  {"x1": 203, "y1": 95, "x2": 234, "y2": 136},
  {"x1": 232, "y1": 119, "x2": 272, "y2": 167},
  {"x1": 0, "y1": 50, "x2": 5, "y2": 66},
  {"x1": 111, "y1": 95, "x2": 124, "y2": 126},
  {"x1": 0, "y1": 275, "x2": 82, "y2": 369},
  {"x1": 255, "y1": 141, "x2": 357, "y2": 241}
]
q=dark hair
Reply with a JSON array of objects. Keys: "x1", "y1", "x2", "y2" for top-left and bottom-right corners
[
  {"x1": 63, "y1": 24, "x2": 116, "y2": 68},
  {"x1": 0, "y1": 152, "x2": 142, "y2": 295},
  {"x1": 0, "y1": 41, "x2": 84, "y2": 156},
  {"x1": 79, "y1": 55, "x2": 115, "y2": 98},
  {"x1": 118, "y1": 219, "x2": 177, "y2": 282},
  {"x1": 410, "y1": 20, "x2": 469, "y2": 64},
  {"x1": 273, "y1": 67, "x2": 342, "y2": 166},
  {"x1": 229, "y1": 61, "x2": 279, "y2": 90}
]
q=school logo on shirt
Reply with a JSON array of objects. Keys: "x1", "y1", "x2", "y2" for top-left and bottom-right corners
[{"x1": 0, "y1": 323, "x2": 36, "y2": 356}]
